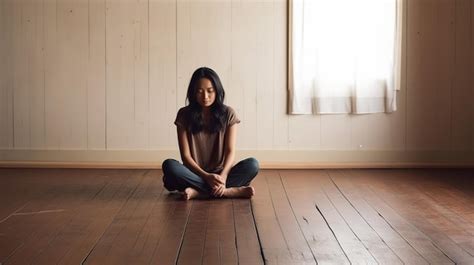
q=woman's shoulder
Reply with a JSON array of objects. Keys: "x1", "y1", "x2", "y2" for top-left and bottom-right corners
[
  {"x1": 177, "y1": 106, "x2": 192, "y2": 117},
  {"x1": 223, "y1": 105, "x2": 240, "y2": 126},
  {"x1": 223, "y1": 105, "x2": 236, "y2": 115},
  {"x1": 175, "y1": 106, "x2": 191, "y2": 127},
  {"x1": 178, "y1": 105, "x2": 191, "y2": 113}
]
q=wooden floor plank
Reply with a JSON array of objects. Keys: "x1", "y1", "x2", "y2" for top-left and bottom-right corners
[
  {"x1": 264, "y1": 171, "x2": 316, "y2": 264},
  {"x1": 287, "y1": 170, "x2": 378, "y2": 264},
  {"x1": 416, "y1": 170, "x2": 474, "y2": 224},
  {"x1": 329, "y1": 170, "x2": 430, "y2": 265},
  {"x1": 395, "y1": 170, "x2": 474, "y2": 253},
  {"x1": 320, "y1": 170, "x2": 403, "y2": 264},
  {"x1": 88, "y1": 170, "x2": 163, "y2": 265},
  {"x1": 83, "y1": 170, "x2": 150, "y2": 265},
  {"x1": 279, "y1": 170, "x2": 350, "y2": 264},
  {"x1": 0, "y1": 169, "x2": 48, "y2": 223},
  {"x1": 202, "y1": 199, "x2": 239, "y2": 265},
  {"x1": 351, "y1": 169, "x2": 473, "y2": 264},
  {"x1": 0, "y1": 170, "x2": 62, "y2": 262},
  {"x1": 177, "y1": 201, "x2": 210, "y2": 265},
  {"x1": 401, "y1": 169, "x2": 474, "y2": 231},
  {"x1": 0, "y1": 168, "x2": 472, "y2": 265},
  {"x1": 1, "y1": 169, "x2": 111, "y2": 265},
  {"x1": 149, "y1": 199, "x2": 193, "y2": 265},
  {"x1": 347, "y1": 169, "x2": 456, "y2": 265},
  {"x1": 218, "y1": 199, "x2": 239, "y2": 265},
  {"x1": 56, "y1": 170, "x2": 143, "y2": 265},
  {"x1": 0, "y1": 188, "x2": 66, "y2": 263},
  {"x1": 251, "y1": 170, "x2": 295, "y2": 264},
  {"x1": 390, "y1": 170, "x2": 474, "y2": 256},
  {"x1": 232, "y1": 199, "x2": 264, "y2": 265},
  {"x1": 124, "y1": 170, "x2": 183, "y2": 264},
  {"x1": 202, "y1": 200, "x2": 223, "y2": 265},
  {"x1": 31, "y1": 170, "x2": 127, "y2": 265}
]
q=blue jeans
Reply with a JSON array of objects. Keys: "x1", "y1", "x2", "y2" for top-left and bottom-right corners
[{"x1": 162, "y1": 157, "x2": 259, "y2": 195}]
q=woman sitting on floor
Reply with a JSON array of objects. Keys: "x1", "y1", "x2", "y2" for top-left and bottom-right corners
[{"x1": 162, "y1": 67, "x2": 259, "y2": 200}]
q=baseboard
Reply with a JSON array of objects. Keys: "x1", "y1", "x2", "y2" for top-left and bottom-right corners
[{"x1": 1, "y1": 149, "x2": 473, "y2": 169}]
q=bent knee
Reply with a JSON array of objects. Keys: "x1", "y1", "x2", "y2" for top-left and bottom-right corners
[
  {"x1": 246, "y1": 157, "x2": 260, "y2": 174},
  {"x1": 162, "y1": 158, "x2": 179, "y2": 175}
]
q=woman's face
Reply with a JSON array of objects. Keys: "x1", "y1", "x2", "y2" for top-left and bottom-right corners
[{"x1": 196, "y1": 78, "x2": 216, "y2": 108}]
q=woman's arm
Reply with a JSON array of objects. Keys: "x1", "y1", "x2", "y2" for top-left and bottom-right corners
[
  {"x1": 176, "y1": 127, "x2": 224, "y2": 188},
  {"x1": 177, "y1": 126, "x2": 209, "y2": 178},
  {"x1": 219, "y1": 123, "x2": 237, "y2": 181}
]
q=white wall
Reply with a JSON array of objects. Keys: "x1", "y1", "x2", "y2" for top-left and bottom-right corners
[{"x1": 0, "y1": 0, "x2": 473, "y2": 166}]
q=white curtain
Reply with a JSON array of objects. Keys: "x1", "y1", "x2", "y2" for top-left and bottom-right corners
[{"x1": 289, "y1": 0, "x2": 403, "y2": 114}]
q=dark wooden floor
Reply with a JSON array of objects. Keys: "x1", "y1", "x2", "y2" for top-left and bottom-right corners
[{"x1": 0, "y1": 169, "x2": 472, "y2": 265}]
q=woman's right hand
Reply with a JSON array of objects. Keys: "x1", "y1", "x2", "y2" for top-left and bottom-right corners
[
  {"x1": 205, "y1": 173, "x2": 225, "y2": 188},
  {"x1": 211, "y1": 184, "x2": 225, "y2": 197}
]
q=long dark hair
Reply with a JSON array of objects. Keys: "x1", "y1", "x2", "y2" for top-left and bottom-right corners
[{"x1": 186, "y1": 67, "x2": 227, "y2": 134}]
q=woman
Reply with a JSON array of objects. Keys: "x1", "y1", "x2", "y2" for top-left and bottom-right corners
[{"x1": 162, "y1": 67, "x2": 259, "y2": 200}]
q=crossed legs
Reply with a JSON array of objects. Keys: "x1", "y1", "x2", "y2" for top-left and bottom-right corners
[{"x1": 162, "y1": 158, "x2": 259, "y2": 200}]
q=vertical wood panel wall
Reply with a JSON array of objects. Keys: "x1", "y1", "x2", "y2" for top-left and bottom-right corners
[{"x1": 0, "y1": 0, "x2": 473, "y2": 156}]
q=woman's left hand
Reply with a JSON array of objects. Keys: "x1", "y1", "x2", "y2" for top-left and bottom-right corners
[{"x1": 211, "y1": 184, "x2": 225, "y2": 197}]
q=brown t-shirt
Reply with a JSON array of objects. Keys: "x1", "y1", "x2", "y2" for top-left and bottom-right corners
[{"x1": 174, "y1": 105, "x2": 240, "y2": 173}]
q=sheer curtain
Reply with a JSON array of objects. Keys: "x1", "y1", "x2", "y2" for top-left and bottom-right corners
[{"x1": 289, "y1": 0, "x2": 403, "y2": 114}]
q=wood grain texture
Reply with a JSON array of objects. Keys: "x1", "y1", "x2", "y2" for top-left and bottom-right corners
[
  {"x1": 406, "y1": 0, "x2": 455, "y2": 150},
  {"x1": 301, "y1": 171, "x2": 378, "y2": 264},
  {"x1": 255, "y1": 0, "x2": 275, "y2": 150},
  {"x1": 0, "y1": 0, "x2": 473, "y2": 156},
  {"x1": 280, "y1": 170, "x2": 350, "y2": 264},
  {"x1": 0, "y1": 169, "x2": 473, "y2": 264},
  {"x1": 149, "y1": 0, "x2": 177, "y2": 149},
  {"x1": 362, "y1": 170, "x2": 473, "y2": 263},
  {"x1": 59, "y1": 170, "x2": 145, "y2": 265},
  {"x1": 32, "y1": 171, "x2": 128, "y2": 265},
  {"x1": 25, "y1": 0, "x2": 45, "y2": 149},
  {"x1": 233, "y1": 199, "x2": 264, "y2": 265},
  {"x1": 57, "y1": 0, "x2": 89, "y2": 149},
  {"x1": 12, "y1": 0, "x2": 30, "y2": 149},
  {"x1": 177, "y1": 201, "x2": 210, "y2": 265},
  {"x1": 149, "y1": 198, "x2": 193, "y2": 264},
  {"x1": 272, "y1": 0, "x2": 289, "y2": 150},
  {"x1": 0, "y1": 169, "x2": 115, "y2": 264},
  {"x1": 201, "y1": 200, "x2": 238, "y2": 265},
  {"x1": 320, "y1": 171, "x2": 402, "y2": 264},
  {"x1": 344, "y1": 170, "x2": 458, "y2": 265},
  {"x1": 451, "y1": 0, "x2": 472, "y2": 150},
  {"x1": 264, "y1": 171, "x2": 316, "y2": 264},
  {"x1": 471, "y1": 0, "x2": 474, "y2": 151},
  {"x1": 43, "y1": 0, "x2": 61, "y2": 149},
  {"x1": 329, "y1": 170, "x2": 429, "y2": 264},
  {"x1": 87, "y1": 0, "x2": 107, "y2": 150},
  {"x1": 251, "y1": 170, "x2": 296, "y2": 264},
  {"x1": 106, "y1": 0, "x2": 149, "y2": 150},
  {"x1": 0, "y1": 0, "x2": 12, "y2": 149},
  {"x1": 230, "y1": 0, "x2": 258, "y2": 149}
]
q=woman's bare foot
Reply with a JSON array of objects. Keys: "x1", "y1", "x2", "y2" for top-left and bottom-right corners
[
  {"x1": 182, "y1": 187, "x2": 201, "y2": 200},
  {"x1": 223, "y1": 186, "x2": 255, "y2": 198}
]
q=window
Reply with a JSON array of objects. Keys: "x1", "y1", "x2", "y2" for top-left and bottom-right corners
[{"x1": 289, "y1": 0, "x2": 403, "y2": 114}]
